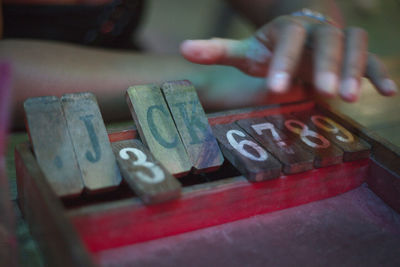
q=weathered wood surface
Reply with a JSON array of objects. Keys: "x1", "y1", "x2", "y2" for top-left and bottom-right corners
[
  {"x1": 126, "y1": 84, "x2": 191, "y2": 176},
  {"x1": 61, "y1": 93, "x2": 121, "y2": 193},
  {"x1": 161, "y1": 80, "x2": 224, "y2": 172},
  {"x1": 15, "y1": 97, "x2": 400, "y2": 265},
  {"x1": 15, "y1": 143, "x2": 96, "y2": 267},
  {"x1": 315, "y1": 103, "x2": 400, "y2": 213},
  {"x1": 237, "y1": 117, "x2": 314, "y2": 174},
  {"x1": 0, "y1": 62, "x2": 18, "y2": 267},
  {"x1": 212, "y1": 123, "x2": 281, "y2": 181},
  {"x1": 71, "y1": 159, "x2": 370, "y2": 253},
  {"x1": 24, "y1": 96, "x2": 84, "y2": 197},
  {"x1": 315, "y1": 102, "x2": 400, "y2": 175},
  {"x1": 112, "y1": 139, "x2": 181, "y2": 204},
  {"x1": 264, "y1": 114, "x2": 343, "y2": 168},
  {"x1": 292, "y1": 110, "x2": 371, "y2": 161}
]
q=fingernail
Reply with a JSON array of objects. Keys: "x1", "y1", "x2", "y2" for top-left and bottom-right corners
[
  {"x1": 381, "y1": 79, "x2": 398, "y2": 95},
  {"x1": 268, "y1": 71, "x2": 290, "y2": 93},
  {"x1": 340, "y1": 78, "x2": 359, "y2": 101},
  {"x1": 180, "y1": 40, "x2": 204, "y2": 56},
  {"x1": 180, "y1": 40, "x2": 194, "y2": 51},
  {"x1": 180, "y1": 40, "x2": 221, "y2": 63},
  {"x1": 315, "y1": 72, "x2": 338, "y2": 96}
]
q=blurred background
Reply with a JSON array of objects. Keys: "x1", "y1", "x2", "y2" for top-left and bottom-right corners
[
  {"x1": 4, "y1": 0, "x2": 400, "y2": 266},
  {"x1": 136, "y1": 0, "x2": 400, "y2": 145}
]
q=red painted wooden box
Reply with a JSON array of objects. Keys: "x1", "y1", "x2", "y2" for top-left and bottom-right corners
[{"x1": 15, "y1": 100, "x2": 400, "y2": 266}]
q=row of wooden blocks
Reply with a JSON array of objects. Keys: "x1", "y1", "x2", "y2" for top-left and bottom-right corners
[
  {"x1": 24, "y1": 80, "x2": 371, "y2": 205},
  {"x1": 24, "y1": 81, "x2": 223, "y2": 203}
]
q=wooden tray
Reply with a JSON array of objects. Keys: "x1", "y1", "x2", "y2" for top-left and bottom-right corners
[{"x1": 15, "y1": 100, "x2": 400, "y2": 266}]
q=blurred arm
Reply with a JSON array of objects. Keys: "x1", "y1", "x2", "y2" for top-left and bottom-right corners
[{"x1": 0, "y1": 39, "x2": 265, "y2": 129}]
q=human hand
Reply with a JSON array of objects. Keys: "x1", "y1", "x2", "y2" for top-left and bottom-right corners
[{"x1": 180, "y1": 14, "x2": 398, "y2": 102}]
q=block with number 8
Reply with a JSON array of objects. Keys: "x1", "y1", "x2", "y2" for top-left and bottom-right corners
[
  {"x1": 264, "y1": 115, "x2": 343, "y2": 167},
  {"x1": 237, "y1": 118, "x2": 314, "y2": 174},
  {"x1": 292, "y1": 110, "x2": 371, "y2": 161}
]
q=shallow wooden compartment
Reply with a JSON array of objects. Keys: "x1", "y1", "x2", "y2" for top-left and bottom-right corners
[{"x1": 15, "y1": 100, "x2": 400, "y2": 266}]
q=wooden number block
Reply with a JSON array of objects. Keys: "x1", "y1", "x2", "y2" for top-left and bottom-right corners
[
  {"x1": 212, "y1": 123, "x2": 281, "y2": 182},
  {"x1": 264, "y1": 114, "x2": 343, "y2": 168},
  {"x1": 237, "y1": 118, "x2": 314, "y2": 174},
  {"x1": 161, "y1": 80, "x2": 224, "y2": 172},
  {"x1": 61, "y1": 93, "x2": 121, "y2": 193},
  {"x1": 112, "y1": 139, "x2": 181, "y2": 204},
  {"x1": 126, "y1": 84, "x2": 191, "y2": 176},
  {"x1": 292, "y1": 110, "x2": 371, "y2": 161},
  {"x1": 24, "y1": 96, "x2": 84, "y2": 197}
]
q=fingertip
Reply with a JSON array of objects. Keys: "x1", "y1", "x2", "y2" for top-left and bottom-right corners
[
  {"x1": 267, "y1": 71, "x2": 290, "y2": 93},
  {"x1": 315, "y1": 72, "x2": 339, "y2": 97},
  {"x1": 379, "y1": 79, "x2": 398, "y2": 96},
  {"x1": 180, "y1": 39, "x2": 223, "y2": 64},
  {"x1": 340, "y1": 78, "x2": 360, "y2": 102},
  {"x1": 179, "y1": 40, "x2": 194, "y2": 54}
]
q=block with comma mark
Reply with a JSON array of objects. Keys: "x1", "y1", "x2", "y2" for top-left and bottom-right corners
[
  {"x1": 237, "y1": 117, "x2": 314, "y2": 174},
  {"x1": 61, "y1": 92, "x2": 121, "y2": 193},
  {"x1": 161, "y1": 80, "x2": 224, "y2": 172},
  {"x1": 212, "y1": 123, "x2": 281, "y2": 182},
  {"x1": 24, "y1": 96, "x2": 84, "y2": 197},
  {"x1": 112, "y1": 139, "x2": 181, "y2": 204},
  {"x1": 126, "y1": 84, "x2": 192, "y2": 176}
]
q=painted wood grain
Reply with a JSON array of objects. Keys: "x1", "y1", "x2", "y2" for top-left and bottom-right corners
[
  {"x1": 161, "y1": 80, "x2": 224, "y2": 172},
  {"x1": 237, "y1": 117, "x2": 314, "y2": 174},
  {"x1": 24, "y1": 96, "x2": 84, "y2": 197},
  {"x1": 112, "y1": 139, "x2": 181, "y2": 204},
  {"x1": 61, "y1": 93, "x2": 122, "y2": 193},
  {"x1": 212, "y1": 123, "x2": 281, "y2": 181},
  {"x1": 126, "y1": 84, "x2": 191, "y2": 176}
]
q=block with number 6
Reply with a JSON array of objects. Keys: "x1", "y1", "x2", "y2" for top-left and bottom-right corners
[{"x1": 212, "y1": 123, "x2": 281, "y2": 182}]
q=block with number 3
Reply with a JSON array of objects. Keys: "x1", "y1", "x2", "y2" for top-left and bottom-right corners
[{"x1": 112, "y1": 139, "x2": 181, "y2": 204}]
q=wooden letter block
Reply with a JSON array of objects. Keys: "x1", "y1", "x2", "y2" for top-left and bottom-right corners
[
  {"x1": 112, "y1": 139, "x2": 181, "y2": 204},
  {"x1": 292, "y1": 110, "x2": 371, "y2": 161},
  {"x1": 24, "y1": 96, "x2": 84, "y2": 197},
  {"x1": 237, "y1": 118, "x2": 314, "y2": 174},
  {"x1": 161, "y1": 80, "x2": 224, "y2": 172},
  {"x1": 212, "y1": 123, "x2": 281, "y2": 182},
  {"x1": 61, "y1": 93, "x2": 121, "y2": 193},
  {"x1": 126, "y1": 84, "x2": 191, "y2": 176},
  {"x1": 264, "y1": 114, "x2": 343, "y2": 168}
]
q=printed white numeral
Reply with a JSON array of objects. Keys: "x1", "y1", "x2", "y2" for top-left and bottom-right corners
[
  {"x1": 251, "y1": 122, "x2": 294, "y2": 154},
  {"x1": 284, "y1": 119, "x2": 330, "y2": 148},
  {"x1": 226, "y1": 129, "x2": 268, "y2": 161},
  {"x1": 311, "y1": 115, "x2": 354, "y2": 143},
  {"x1": 119, "y1": 147, "x2": 165, "y2": 184}
]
